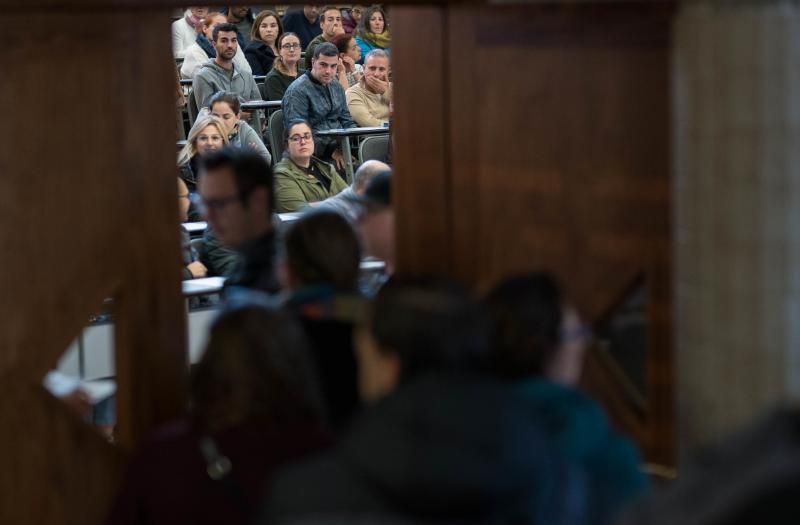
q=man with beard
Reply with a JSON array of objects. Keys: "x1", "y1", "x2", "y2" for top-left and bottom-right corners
[{"x1": 193, "y1": 22, "x2": 261, "y2": 110}]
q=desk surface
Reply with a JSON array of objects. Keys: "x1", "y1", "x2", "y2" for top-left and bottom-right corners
[
  {"x1": 316, "y1": 126, "x2": 389, "y2": 137},
  {"x1": 241, "y1": 99, "x2": 282, "y2": 110},
  {"x1": 182, "y1": 276, "x2": 226, "y2": 296},
  {"x1": 183, "y1": 221, "x2": 206, "y2": 233}
]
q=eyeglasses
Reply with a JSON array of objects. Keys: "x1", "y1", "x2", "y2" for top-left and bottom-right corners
[
  {"x1": 191, "y1": 193, "x2": 241, "y2": 214},
  {"x1": 281, "y1": 43, "x2": 301, "y2": 49},
  {"x1": 288, "y1": 133, "x2": 313, "y2": 143}
]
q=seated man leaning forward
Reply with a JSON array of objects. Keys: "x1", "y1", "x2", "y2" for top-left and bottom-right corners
[
  {"x1": 282, "y1": 42, "x2": 356, "y2": 170},
  {"x1": 196, "y1": 147, "x2": 281, "y2": 294},
  {"x1": 274, "y1": 120, "x2": 348, "y2": 213},
  {"x1": 193, "y1": 22, "x2": 261, "y2": 110},
  {"x1": 346, "y1": 49, "x2": 391, "y2": 127}
]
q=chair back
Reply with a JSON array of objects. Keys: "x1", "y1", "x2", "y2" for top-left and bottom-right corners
[
  {"x1": 358, "y1": 134, "x2": 390, "y2": 164},
  {"x1": 268, "y1": 109, "x2": 285, "y2": 165}
]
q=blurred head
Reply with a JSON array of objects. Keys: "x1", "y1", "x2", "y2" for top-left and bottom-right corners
[
  {"x1": 252, "y1": 10, "x2": 282, "y2": 45},
  {"x1": 212, "y1": 22, "x2": 239, "y2": 62},
  {"x1": 285, "y1": 210, "x2": 362, "y2": 291},
  {"x1": 356, "y1": 275, "x2": 491, "y2": 403},
  {"x1": 303, "y1": 5, "x2": 320, "y2": 23},
  {"x1": 190, "y1": 6, "x2": 210, "y2": 19},
  {"x1": 331, "y1": 32, "x2": 360, "y2": 63},
  {"x1": 352, "y1": 160, "x2": 390, "y2": 195},
  {"x1": 311, "y1": 42, "x2": 339, "y2": 84},
  {"x1": 197, "y1": 147, "x2": 274, "y2": 248},
  {"x1": 363, "y1": 49, "x2": 389, "y2": 85},
  {"x1": 177, "y1": 178, "x2": 191, "y2": 222},
  {"x1": 178, "y1": 115, "x2": 229, "y2": 166},
  {"x1": 191, "y1": 304, "x2": 325, "y2": 433},
  {"x1": 357, "y1": 171, "x2": 394, "y2": 271},
  {"x1": 201, "y1": 13, "x2": 227, "y2": 39},
  {"x1": 227, "y1": 5, "x2": 249, "y2": 21},
  {"x1": 319, "y1": 6, "x2": 342, "y2": 39},
  {"x1": 277, "y1": 33, "x2": 302, "y2": 68},
  {"x1": 284, "y1": 121, "x2": 315, "y2": 165},
  {"x1": 360, "y1": 6, "x2": 387, "y2": 35},
  {"x1": 484, "y1": 272, "x2": 590, "y2": 385},
  {"x1": 208, "y1": 91, "x2": 241, "y2": 134},
  {"x1": 350, "y1": 5, "x2": 364, "y2": 23}
]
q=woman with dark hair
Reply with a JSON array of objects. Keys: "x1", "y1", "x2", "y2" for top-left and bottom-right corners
[
  {"x1": 485, "y1": 272, "x2": 648, "y2": 525},
  {"x1": 273, "y1": 121, "x2": 348, "y2": 212},
  {"x1": 244, "y1": 10, "x2": 283, "y2": 75},
  {"x1": 208, "y1": 91, "x2": 271, "y2": 164},
  {"x1": 105, "y1": 304, "x2": 330, "y2": 525},
  {"x1": 354, "y1": 5, "x2": 390, "y2": 63},
  {"x1": 263, "y1": 32, "x2": 304, "y2": 100},
  {"x1": 331, "y1": 32, "x2": 363, "y2": 88},
  {"x1": 282, "y1": 209, "x2": 365, "y2": 429}
]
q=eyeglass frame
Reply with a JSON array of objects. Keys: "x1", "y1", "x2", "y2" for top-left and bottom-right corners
[{"x1": 281, "y1": 42, "x2": 301, "y2": 50}]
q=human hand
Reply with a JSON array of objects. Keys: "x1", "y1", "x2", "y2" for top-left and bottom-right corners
[
  {"x1": 331, "y1": 149, "x2": 346, "y2": 170},
  {"x1": 341, "y1": 55, "x2": 355, "y2": 72},
  {"x1": 365, "y1": 75, "x2": 388, "y2": 94},
  {"x1": 187, "y1": 261, "x2": 208, "y2": 278},
  {"x1": 60, "y1": 389, "x2": 92, "y2": 418}
]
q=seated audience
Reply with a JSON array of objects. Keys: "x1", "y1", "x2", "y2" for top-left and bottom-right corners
[
  {"x1": 282, "y1": 210, "x2": 365, "y2": 429},
  {"x1": 485, "y1": 272, "x2": 648, "y2": 524},
  {"x1": 105, "y1": 303, "x2": 330, "y2": 525},
  {"x1": 332, "y1": 33, "x2": 363, "y2": 88},
  {"x1": 263, "y1": 32, "x2": 304, "y2": 100},
  {"x1": 225, "y1": 6, "x2": 255, "y2": 47},
  {"x1": 346, "y1": 49, "x2": 391, "y2": 127},
  {"x1": 273, "y1": 121, "x2": 348, "y2": 213},
  {"x1": 354, "y1": 5, "x2": 390, "y2": 63},
  {"x1": 178, "y1": 178, "x2": 208, "y2": 280},
  {"x1": 244, "y1": 10, "x2": 283, "y2": 75},
  {"x1": 342, "y1": 4, "x2": 364, "y2": 34},
  {"x1": 303, "y1": 5, "x2": 344, "y2": 70},
  {"x1": 178, "y1": 115, "x2": 229, "y2": 193},
  {"x1": 193, "y1": 22, "x2": 261, "y2": 110},
  {"x1": 180, "y1": 12, "x2": 252, "y2": 79},
  {"x1": 261, "y1": 276, "x2": 584, "y2": 524},
  {"x1": 282, "y1": 43, "x2": 356, "y2": 169},
  {"x1": 196, "y1": 147, "x2": 280, "y2": 294},
  {"x1": 355, "y1": 171, "x2": 394, "y2": 275},
  {"x1": 208, "y1": 91, "x2": 271, "y2": 164},
  {"x1": 318, "y1": 159, "x2": 389, "y2": 223},
  {"x1": 281, "y1": 5, "x2": 321, "y2": 48},
  {"x1": 172, "y1": 6, "x2": 209, "y2": 58},
  {"x1": 199, "y1": 226, "x2": 239, "y2": 277}
]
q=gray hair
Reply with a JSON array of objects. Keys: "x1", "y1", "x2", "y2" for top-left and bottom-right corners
[{"x1": 364, "y1": 49, "x2": 389, "y2": 64}]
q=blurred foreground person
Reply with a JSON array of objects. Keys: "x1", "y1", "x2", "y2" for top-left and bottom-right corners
[
  {"x1": 282, "y1": 209, "x2": 365, "y2": 429},
  {"x1": 105, "y1": 304, "x2": 329, "y2": 525},
  {"x1": 619, "y1": 407, "x2": 800, "y2": 525},
  {"x1": 260, "y1": 276, "x2": 584, "y2": 524},
  {"x1": 485, "y1": 272, "x2": 648, "y2": 524}
]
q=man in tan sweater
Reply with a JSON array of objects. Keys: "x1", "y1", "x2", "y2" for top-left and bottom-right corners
[{"x1": 345, "y1": 50, "x2": 392, "y2": 127}]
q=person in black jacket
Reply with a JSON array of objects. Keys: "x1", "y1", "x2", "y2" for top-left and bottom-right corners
[
  {"x1": 245, "y1": 10, "x2": 283, "y2": 75},
  {"x1": 196, "y1": 147, "x2": 280, "y2": 295},
  {"x1": 259, "y1": 276, "x2": 587, "y2": 524}
]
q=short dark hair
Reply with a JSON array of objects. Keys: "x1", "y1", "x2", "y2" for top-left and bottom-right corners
[
  {"x1": 367, "y1": 275, "x2": 490, "y2": 382},
  {"x1": 212, "y1": 22, "x2": 238, "y2": 42},
  {"x1": 484, "y1": 272, "x2": 564, "y2": 379},
  {"x1": 200, "y1": 147, "x2": 275, "y2": 214},
  {"x1": 285, "y1": 210, "x2": 361, "y2": 290},
  {"x1": 320, "y1": 5, "x2": 341, "y2": 20},
  {"x1": 330, "y1": 32, "x2": 354, "y2": 55},
  {"x1": 313, "y1": 42, "x2": 339, "y2": 60},
  {"x1": 208, "y1": 91, "x2": 241, "y2": 115}
]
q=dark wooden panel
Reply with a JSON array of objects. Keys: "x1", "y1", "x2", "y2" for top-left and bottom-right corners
[{"x1": 0, "y1": 9, "x2": 186, "y2": 523}]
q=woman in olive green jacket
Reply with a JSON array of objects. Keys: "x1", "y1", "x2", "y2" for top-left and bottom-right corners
[{"x1": 273, "y1": 121, "x2": 349, "y2": 213}]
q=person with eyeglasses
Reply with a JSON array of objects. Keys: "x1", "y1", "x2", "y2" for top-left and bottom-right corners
[
  {"x1": 273, "y1": 120, "x2": 348, "y2": 213},
  {"x1": 282, "y1": 42, "x2": 357, "y2": 171},
  {"x1": 264, "y1": 32, "x2": 305, "y2": 100},
  {"x1": 484, "y1": 272, "x2": 648, "y2": 525},
  {"x1": 196, "y1": 147, "x2": 281, "y2": 294}
]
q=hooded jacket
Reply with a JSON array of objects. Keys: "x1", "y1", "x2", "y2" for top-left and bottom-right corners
[
  {"x1": 261, "y1": 372, "x2": 587, "y2": 524},
  {"x1": 192, "y1": 60, "x2": 261, "y2": 110}
]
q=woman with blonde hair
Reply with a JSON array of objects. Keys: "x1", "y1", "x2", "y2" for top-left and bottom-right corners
[
  {"x1": 178, "y1": 115, "x2": 229, "y2": 194},
  {"x1": 245, "y1": 10, "x2": 284, "y2": 75}
]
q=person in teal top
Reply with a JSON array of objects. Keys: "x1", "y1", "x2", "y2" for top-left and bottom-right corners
[
  {"x1": 484, "y1": 272, "x2": 649, "y2": 525},
  {"x1": 353, "y1": 5, "x2": 390, "y2": 64}
]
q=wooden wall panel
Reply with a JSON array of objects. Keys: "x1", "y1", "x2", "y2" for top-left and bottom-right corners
[
  {"x1": 394, "y1": 4, "x2": 674, "y2": 463},
  {"x1": 0, "y1": 9, "x2": 186, "y2": 523}
]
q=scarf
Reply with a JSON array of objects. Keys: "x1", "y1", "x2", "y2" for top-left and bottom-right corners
[
  {"x1": 361, "y1": 29, "x2": 391, "y2": 49},
  {"x1": 185, "y1": 12, "x2": 202, "y2": 30},
  {"x1": 196, "y1": 33, "x2": 215, "y2": 58}
]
